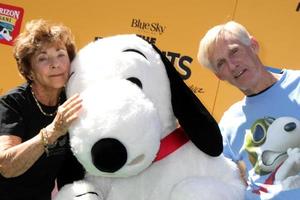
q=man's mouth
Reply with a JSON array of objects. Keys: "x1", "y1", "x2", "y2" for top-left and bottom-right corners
[{"x1": 234, "y1": 69, "x2": 246, "y2": 79}]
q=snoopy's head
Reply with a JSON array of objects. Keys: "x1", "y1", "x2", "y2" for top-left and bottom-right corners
[
  {"x1": 0, "y1": 25, "x2": 12, "y2": 41},
  {"x1": 244, "y1": 116, "x2": 300, "y2": 175},
  {"x1": 66, "y1": 34, "x2": 222, "y2": 178}
]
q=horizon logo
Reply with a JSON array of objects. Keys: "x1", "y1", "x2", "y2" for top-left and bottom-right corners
[
  {"x1": 0, "y1": 3, "x2": 24, "y2": 46},
  {"x1": 131, "y1": 19, "x2": 166, "y2": 35}
]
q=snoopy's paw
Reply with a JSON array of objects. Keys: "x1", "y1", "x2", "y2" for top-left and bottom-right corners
[
  {"x1": 281, "y1": 175, "x2": 300, "y2": 191},
  {"x1": 53, "y1": 181, "x2": 103, "y2": 200},
  {"x1": 287, "y1": 148, "x2": 300, "y2": 157},
  {"x1": 169, "y1": 177, "x2": 244, "y2": 200},
  {"x1": 286, "y1": 148, "x2": 300, "y2": 167},
  {"x1": 275, "y1": 147, "x2": 300, "y2": 182}
]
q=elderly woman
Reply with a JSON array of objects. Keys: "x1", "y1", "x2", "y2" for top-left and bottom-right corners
[{"x1": 0, "y1": 19, "x2": 84, "y2": 200}]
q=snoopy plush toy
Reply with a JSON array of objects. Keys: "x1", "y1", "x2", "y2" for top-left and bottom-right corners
[{"x1": 54, "y1": 34, "x2": 245, "y2": 200}]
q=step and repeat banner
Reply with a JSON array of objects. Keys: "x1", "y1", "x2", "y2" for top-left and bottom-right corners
[{"x1": 1, "y1": 0, "x2": 299, "y2": 121}]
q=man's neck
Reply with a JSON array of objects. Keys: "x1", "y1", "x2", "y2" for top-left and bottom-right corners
[{"x1": 243, "y1": 71, "x2": 281, "y2": 96}]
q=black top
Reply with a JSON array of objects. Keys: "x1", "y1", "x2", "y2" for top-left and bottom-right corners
[{"x1": 0, "y1": 83, "x2": 85, "y2": 200}]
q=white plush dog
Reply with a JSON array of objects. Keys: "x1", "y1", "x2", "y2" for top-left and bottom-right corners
[{"x1": 54, "y1": 34, "x2": 245, "y2": 200}]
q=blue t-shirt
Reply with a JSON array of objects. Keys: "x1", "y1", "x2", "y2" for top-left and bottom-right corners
[{"x1": 219, "y1": 69, "x2": 300, "y2": 200}]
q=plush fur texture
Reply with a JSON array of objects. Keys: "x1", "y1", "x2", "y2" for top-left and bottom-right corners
[{"x1": 54, "y1": 34, "x2": 245, "y2": 200}]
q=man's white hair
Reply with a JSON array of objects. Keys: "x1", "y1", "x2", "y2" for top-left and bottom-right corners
[{"x1": 197, "y1": 21, "x2": 252, "y2": 72}]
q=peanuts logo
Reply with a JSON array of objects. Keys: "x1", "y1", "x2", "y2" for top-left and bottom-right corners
[
  {"x1": 0, "y1": 3, "x2": 24, "y2": 46},
  {"x1": 137, "y1": 35, "x2": 193, "y2": 80},
  {"x1": 95, "y1": 35, "x2": 204, "y2": 94}
]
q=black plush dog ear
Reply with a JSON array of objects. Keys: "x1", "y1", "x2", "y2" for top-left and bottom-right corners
[{"x1": 152, "y1": 45, "x2": 223, "y2": 157}]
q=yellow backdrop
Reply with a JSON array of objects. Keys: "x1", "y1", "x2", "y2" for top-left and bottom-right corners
[{"x1": 1, "y1": 0, "x2": 299, "y2": 121}]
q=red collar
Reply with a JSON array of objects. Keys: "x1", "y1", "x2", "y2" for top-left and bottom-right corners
[{"x1": 153, "y1": 127, "x2": 189, "y2": 162}]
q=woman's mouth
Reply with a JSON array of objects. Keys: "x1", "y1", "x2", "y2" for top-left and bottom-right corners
[{"x1": 50, "y1": 73, "x2": 64, "y2": 77}]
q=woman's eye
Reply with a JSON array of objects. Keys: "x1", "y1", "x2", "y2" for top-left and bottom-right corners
[
  {"x1": 57, "y1": 49, "x2": 68, "y2": 57},
  {"x1": 38, "y1": 56, "x2": 48, "y2": 62},
  {"x1": 58, "y1": 53, "x2": 66, "y2": 58}
]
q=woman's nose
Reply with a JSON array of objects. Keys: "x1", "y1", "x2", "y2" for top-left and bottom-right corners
[{"x1": 49, "y1": 57, "x2": 59, "y2": 69}]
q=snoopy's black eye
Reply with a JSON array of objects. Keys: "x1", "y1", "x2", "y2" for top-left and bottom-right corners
[
  {"x1": 127, "y1": 77, "x2": 142, "y2": 89},
  {"x1": 285, "y1": 122, "x2": 296, "y2": 132},
  {"x1": 123, "y1": 49, "x2": 147, "y2": 60}
]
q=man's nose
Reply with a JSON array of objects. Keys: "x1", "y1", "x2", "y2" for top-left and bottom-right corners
[{"x1": 228, "y1": 59, "x2": 238, "y2": 71}]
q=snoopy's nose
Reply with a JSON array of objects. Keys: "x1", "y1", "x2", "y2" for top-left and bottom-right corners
[{"x1": 91, "y1": 138, "x2": 127, "y2": 173}]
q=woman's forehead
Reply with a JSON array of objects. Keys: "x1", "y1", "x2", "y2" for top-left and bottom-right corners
[{"x1": 36, "y1": 41, "x2": 66, "y2": 52}]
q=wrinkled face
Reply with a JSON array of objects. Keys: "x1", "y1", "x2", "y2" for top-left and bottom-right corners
[
  {"x1": 30, "y1": 43, "x2": 70, "y2": 90},
  {"x1": 209, "y1": 37, "x2": 262, "y2": 93},
  {"x1": 66, "y1": 35, "x2": 176, "y2": 177}
]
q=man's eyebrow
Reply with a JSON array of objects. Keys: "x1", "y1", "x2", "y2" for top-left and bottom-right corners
[{"x1": 123, "y1": 49, "x2": 147, "y2": 59}]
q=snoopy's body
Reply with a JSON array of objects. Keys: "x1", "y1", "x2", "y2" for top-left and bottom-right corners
[
  {"x1": 94, "y1": 143, "x2": 243, "y2": 200},
  {"x1": 54, "y1": 34, "x2": 245, "y2": 200},
  {"x1": 59, "y1": 142, "x2": 244, "y2": 200}
]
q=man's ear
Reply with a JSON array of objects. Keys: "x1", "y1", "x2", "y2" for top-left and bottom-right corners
[
  {"x1": 215, "y1": 72, "x2": 225, "y2": 81},
  {"x1": 250, "y1": 36, "x2": 259, "y2": 54}
]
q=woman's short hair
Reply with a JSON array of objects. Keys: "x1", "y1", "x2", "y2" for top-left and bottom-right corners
[{"x1": 13, "y1": 19, "x2": 76, "y2": 82}]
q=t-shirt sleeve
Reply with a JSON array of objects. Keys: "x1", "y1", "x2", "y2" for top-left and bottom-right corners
[
  {"x1": 219, "y1": 114, "x2": 239, "y2": 162},
  {"x1": 0, "y1": 97, "x2": 25, "y2": 137},
  {"x1": 219, "y1": 125, "x2": 233, "y2": 158}
]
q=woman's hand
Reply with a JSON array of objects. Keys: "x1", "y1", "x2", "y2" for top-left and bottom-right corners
[{"x1": 46, "y1": 93, "x2": 82, "y2": 144}]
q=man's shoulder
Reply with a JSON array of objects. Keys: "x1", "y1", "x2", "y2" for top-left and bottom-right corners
[
  {"x1": 279, "y1": 69, "x2": 300, "y2": 87},
  {"x1": 283, "y1": 68, "x2": 300, "y2": 77},
  {"x1": 219, "y1": 99, "x2": 245, "y2": 125},
  {"x1": 224, "y1": 99, "x2": 245, "y2": 115}
]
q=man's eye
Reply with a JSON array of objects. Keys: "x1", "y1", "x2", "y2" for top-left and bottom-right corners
[
  {"x1": 231, "y1": 48, "x2": 238, "y2": 55},
  {"x1": 217, "y1": 60, "x2": 224, "y2": 69}
]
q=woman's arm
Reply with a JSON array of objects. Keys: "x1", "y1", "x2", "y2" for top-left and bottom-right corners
[
  {"x1": 0, "y1": 133, "x2": 44, "y2": 178},
  {"x1": 0, "y1": 93, "x2": 82, "y2": 178}
]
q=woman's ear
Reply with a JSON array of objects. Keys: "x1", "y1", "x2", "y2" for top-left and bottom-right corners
[{"x1": 28, "y1": 72, "x2": 34, "y2": 80}]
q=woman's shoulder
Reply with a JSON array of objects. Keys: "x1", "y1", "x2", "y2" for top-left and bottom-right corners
[{"x1": 1, "y1": 83, "x2": 30, "y2": 106}]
